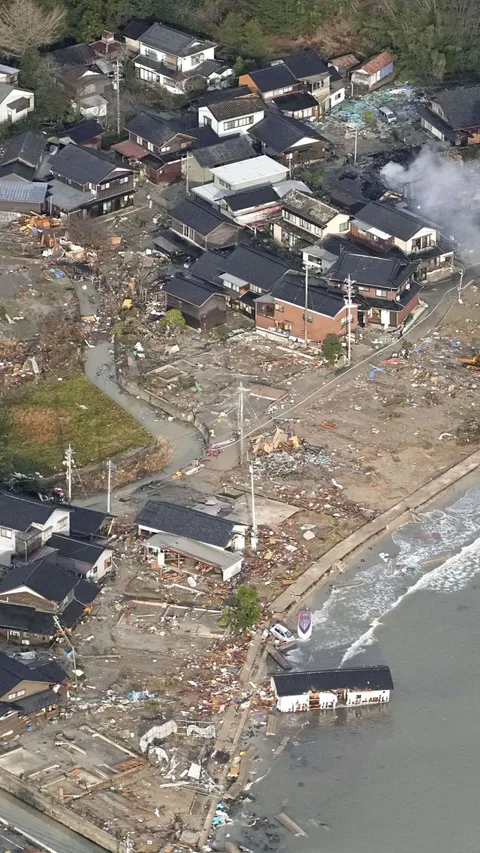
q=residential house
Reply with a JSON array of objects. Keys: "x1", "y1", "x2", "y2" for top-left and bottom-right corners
[
  {"x1": 219, "y1": 185, "x2": 283, "y2": 226},
  {"x1": 67, "y1": 505, "x2": 112, "y2": 541},
  {"x1": 0, "y1": 556, "x2": 99, "y2": 644},
  {"x1": 48, "y1": 143, "x2": 134, "y2": 218},
  {"x1": 248, "y1": 110, "x2": 326, "y2": 167},
  {"x1": 189, "y1": 244, "x2": 289, "y2": 315},
  {"x1": 350, "y1": 51, "x2": 394, "y2": 92},
  {"x1": 0, "y1": 651, "x2": 66, "y2": 730},
  {"x1": 239, "y1": 64, "x2": 300, "y2": 102},
  {"x1": 273, "y1": 189, "x2": 350, "y2": 248},
  {"x1": 350, "y1": 201, "x2": 455, "y2": 280},
  {"x1": 241, "y1": 49, "x2": 344, "y2": 116},
  {"x1": 48, "y1": 43, "x2": 98, "y2": 69},
  {"x1": 198, "y1": 94, "x2": 265, "y2": 138},
  {"x1": 0, "y1": 130, "x2": 46, "y2": 182},
  {"x1": 134, "y1": 22, "x2": 223, "y2": 94},
  {"x1": 136, "y1": 499, "x2": 246, "y2": 549},
  {"x1": 0, "y1": 494, "x2": 71, "y2": 567},
  {"x1": 194, "y1": 86, "x2": 251, "y2": 107},
  {"x1": 192, "y1": 154, "x2": 288, "y2": 207},
  {"x1": 59, "y1": 119, "x2": 104, "y2": 149},
  {"x1": 169, "y1": 198, "x2": 239, "y2": 250},
  {"x1": 272, "y1": 666, "x2": 394, "y2": 713},
  {"x1": 122, "y1": 111, "x2": 217, "y2": 183},
  {"x1": 255, "y1": 270, "x2": 356, "y2": 342},
  {"x1": 0, "y1": 181, "x2": 48, "y2": 215},
  {"x1": 272, "y1": 92, "x2": 322, "y2": 120},
  {"x1": 60, "y1": 67, "x2": 110, "y2": 119},
  {"x1": 0, "y1": 65, "x2": 19, "y2": 84},
  {"x1": 121, "y1": 18, "x2": 150, "y2": 54},
  {"x1": 145, "y1": 532, "x2": 242, "y2": 582},
  {"x1": 325, "y1": 252, "x2": 421, "y2": 327},
  {"x1": 418, "y1": 86, "x2": 480, "y2": 145},
  {"x1": 162, "y1": 275, "x2": 226, "y2": 329},
  {"x1": 329, "y1": 54, "x2": 359, "y2": 77},
  {"x1": 0, "y1": 84, "x2": 34, "y2": 124},
  {"x1": 46, "y1": 534, "x2": 113, "y2": 581},
  {"x1": 187, "y1": 136, "x2": 256, "y2": 186},
  {"x1": 327, "y1": 65, "x2": 347, "y2": 109}
]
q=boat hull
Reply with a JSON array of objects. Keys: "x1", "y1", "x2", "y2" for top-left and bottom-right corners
[{"x1": 297, "y1": 608, "x2": 312, "y2": 641}]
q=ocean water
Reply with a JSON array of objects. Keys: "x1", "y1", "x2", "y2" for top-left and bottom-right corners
[{"x1": 221, "y1": 483, "x2": 480, "y2": 853}]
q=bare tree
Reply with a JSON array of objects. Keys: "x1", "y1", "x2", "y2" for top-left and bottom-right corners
[{"x1": 0, "y1": 0, "x2": 66, "y2": 57}]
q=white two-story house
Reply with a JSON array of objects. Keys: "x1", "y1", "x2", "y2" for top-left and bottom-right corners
[
  {"x1": 0, "y1": 494, "x2": 71, "y2": 566},
  {"x1": 198, "y1": 94, "x2": 265, "y2": 138},
  {"x1": 134, "y1": 23, "x2": 221, "y2": 94}
]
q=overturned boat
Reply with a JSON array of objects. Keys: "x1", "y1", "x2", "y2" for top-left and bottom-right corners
[{"x1": 297, "y1": 607, "x2": 312, "y2": 641}]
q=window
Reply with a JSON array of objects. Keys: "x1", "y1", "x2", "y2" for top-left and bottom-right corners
[
  {"x1": 223, "y1": 116, "x2": 255, "y2": 130},
  {"x1": 147, "y1": 142, "x2": 153, "y2": 151},
  {"x1": 57, "y1": 517, "x2": 67, "y2": 530},
  {"x1": 83, "y1": 84, "x2": 96, "y2": 95},
  {"x1": 339, "y1": 221, "x2": 349, "y2": 232},
  {"x1": 302, "y1": 313, "x2": 313, "y2": 323},
  {"x1": 250, "y1": 284, "x2": 262, "y2": 294},
  {"x1": 103, "y1": 182, "x2": 110, "y2": 189},
  {"x1": 8, "y1": 630, "x2": 20, "y2": 637},
  {"x1": 7, "y1": 689, "x2": 25, "y2": 700},
  {"x1": 120, "y1": 176, "x2": 129, "y2": 184},
  {"x1": 341, "y1": 313, "x2": 354, "y2": 326},
  {"x1": 182, "y1": 225, "x2": 195, "y2": 241},
  {"x1": 137, "y1": 135, "x2": 143, "y2": 145},
  {"x1": 375, "y1": 289, "x2": 387, "y2": 297},
  {"x1": 412, "y1": 234, "x2": 433, "y2": 251},
  {"x1": 161, "y1": 146, "x2": 170, "y2": 152},
  {"x1": 0, "y1": 528, "x2": 11, "y2": 539},
  {"x1": 144, "y1": 48, "x2": 158, "y2": 60},
  {"x1": 275, "y1": 304, "x2": 284, "y2": 312},
  {"x1": 191, "y1": 53, "x2": 205, "y2": 66},
  {"x1": 217, "y1": 178, "x2": 231, "y2": 190}
]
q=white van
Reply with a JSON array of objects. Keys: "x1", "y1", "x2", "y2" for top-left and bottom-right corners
[{"x1": 378, "y1": 106, "x2": 397, "y2": 124}]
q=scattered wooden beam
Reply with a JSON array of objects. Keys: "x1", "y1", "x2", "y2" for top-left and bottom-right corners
[
  {"x1": 266, "y1": 713, "x2": 278, "y2": 737},
  {"x1": 267, "y1": 644, "x2": 292, "y2": 670},
  {"x1": 275, "y1": 812, "x2": 308, "y2": 837}
]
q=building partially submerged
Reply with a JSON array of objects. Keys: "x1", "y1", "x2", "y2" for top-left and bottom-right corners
[{"x1": 272, "y1": 665, "x2": 394, "y2": 712}]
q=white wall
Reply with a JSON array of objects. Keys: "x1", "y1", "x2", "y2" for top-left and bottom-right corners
[
  {"x1": 91, "y1": 548, "x2": 113, "y2": 580},
  {"x1": 180, "y1": 46, "x2": 216, "y2": 72},
  {"x1": 346, "y1": 689, "x2": 390, "y2": 705},
  {"x1": 324, "y1": 212, "x2": 350, "y2": 236},
  {"x1": 0, "y1": 89, "x2": 34, "y2": 124},
  {"x1": 276, "y1": 692, "x2": 310, "y2": 713},
  {"x1": 0, "y1": 530, "x2": 15, "y2": 566},
  {"x1": 330, "y1": 87, "x2": 345, "y2": 108},
  {"x1": 199, "y1": 106, "x2": 265, "y2": 137},
  {"x1": 396, "y1": 226, "x2": 436, "y2": 254}
]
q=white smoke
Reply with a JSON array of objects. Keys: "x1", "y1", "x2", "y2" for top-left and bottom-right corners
[{"x1": 380, "y1": 146, "x2": 480, "y2": 262}]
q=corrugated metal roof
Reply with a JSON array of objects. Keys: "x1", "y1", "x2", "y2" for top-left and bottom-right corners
[
  {"x1": 355, "y1": 51, "x2": 393, "y2": 76},
  {"x1": 0, "y1": 180, "x2": 47, "y2": 203}
]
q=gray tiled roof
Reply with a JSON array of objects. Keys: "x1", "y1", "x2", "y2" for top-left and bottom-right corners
[
  {"x1": 282, "y1": 49, "x2": 329, "y2": 80},
  {"x1": 193, "y1": 136, "x2": 256, "y2": 169},
  {"x1": 273, "y1": 665, "x2": 394, "y2": 697},
  {"x1": 140, "y1": 22, "x2": 214, "y2": 56},
  {"x1": 433, "y1": 86, "x2": 480, "y2": 130},
  {"x1": 327, "y1": 252, "x2": 417, "y2": 289},
  {"x1": 1, "y1": 130, "x2": 45, "y2": 168},
  {"x1": 0, "y1": 493, "x2": 63, "y2": 531},
  {"x1": 208, "y1": 95, "x2": 264, "y2": 121},
  {"x1": 224, "y1": 185, "x2": 279, "y2": 212},
  {"x1": 356, "y1": 201, "x2": 428, "y2": 241},
  {"x1": 273, "y1": 92, "x2": 319, "y2": 112},
  {"x1": 269, "y1": 271, "x2": 347, "y2": 317},
  {"x1": 0, "y1": 181, "x2": 47, "y2": 204},
  {"x1": 170, "y1": 198, "x2": 234, "y2": 235},
  {"x1": 125, "y1": 111, "x2": 187, "y2": 147},
  {"x1": 249, "y1": 110, "x2": 322, "y2": 154},
  {"x1": 164, "y1": 275, "x2": 223, "y2": 307},
  {"x1": 50, "y1": 144, "x2": 128, "y2": 184},
  {"x1": 136, "y1": 499, "x2": 236, "y2": 547},
  {"x1": 248, "y1": 64, "x2": 297, "y2": 92}
]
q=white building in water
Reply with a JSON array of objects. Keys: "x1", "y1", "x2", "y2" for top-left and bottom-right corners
[{"x1": 272, "y1": 666, "x2": 394, "y2": 713}]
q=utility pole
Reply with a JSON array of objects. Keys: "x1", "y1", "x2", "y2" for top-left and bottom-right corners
[
  {"x1": 238, "y1": 383, "x2": 245, "y2": 465},
  {"x1": 53, "y1": 615, "x2": 78, "y2": 690},
  {"x1": 115, "y1": 58, "x2": 121, "y2": 138},
  {"x1": 457, "y1": 265, "x2": 465, "y2": 304},
  {"x1": 185, "y1": 151, "x2": 189, "y2": 194},
  {"x1": 249, "y1": 462, "x2": 257, "y2": 551},
  {"x1": 353, "y1": 125, "x2": 358, "y2": 166},
  {"x1": 344, "y1": 275, "x2": 354, "y2": 365},
  {"x1": 65, "y1": 444, "x2": 73, "y2": 503},
  {"x1": 107, "y1": 460, "x2": 113, "y2": 514},
  {"x1": 304, "y1": 261, "x2": 309, "y2": 345}
]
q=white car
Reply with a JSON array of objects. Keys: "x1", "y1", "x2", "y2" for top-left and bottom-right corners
[{"x1": 270, "y1": 623, "x2": 294, "y2": 643}]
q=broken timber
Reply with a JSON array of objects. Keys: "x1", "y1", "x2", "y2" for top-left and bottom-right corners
[
  {"x1": 225, "y1": 844, "x2": 242, "y2": 853},
  {"x1": 275, "y1": 812, "x2": 308, "y2": 837},
  {"x1": 266, "y1": 713, "x2": 278, "y2": 737},
  {"x1": 267, "y1": 643, "x2": 292, "y2": 670}
]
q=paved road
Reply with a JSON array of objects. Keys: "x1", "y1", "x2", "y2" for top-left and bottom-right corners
[{"x1": 0, "y1": 791, "x2": 106, "y2": 853}]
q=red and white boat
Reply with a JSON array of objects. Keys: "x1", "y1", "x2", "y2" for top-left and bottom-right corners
[{"x1": 297, "y1": 607, "x2": 312, "y2": 641}]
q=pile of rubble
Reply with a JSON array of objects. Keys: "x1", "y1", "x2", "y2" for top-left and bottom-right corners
[{"x1": 0, "y1": 339, "x2": 38, "y2": 388}]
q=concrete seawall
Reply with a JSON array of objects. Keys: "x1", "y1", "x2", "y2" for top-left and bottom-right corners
[
  {"x1": 272, "y1": 448, "x2": 480, "y2": 615},
  {"x1": 0, "y1": 768, "x2": 124, "y2": 853}
]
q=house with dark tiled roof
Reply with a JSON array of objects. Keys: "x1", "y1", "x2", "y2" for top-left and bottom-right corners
[
  {"x1": 0, "y1": 131, "x2": 46, "y2": 182},
  {"x1": 325, "y1": 252, "x2": 420, "y2": 328},
  {"x1": 48, "y1": 143, "x2": 134, "y2": 217},
  {"x1": 133, "y1": 21, "x2": 231, "y2": 94},
  {"x1": 198, "y1": 94, "x2": 265, "y2": 138},
  {"x1": 169, "y1": 197, "x2": 240, "y2": 250},
  {"x1": 419, "y1": 85, "x2": 480, "y2": 146},
  {"x1": 0, "y1": 494, "x2": 71, "y2": 566},
  {"x1": 273, "y1": 189, "x2": 350, "y2": 248},
  {"x1": 121, "y1": 18, "x2": 150, "y2": 53},
  {"x1": 162, "y1": 275, "x2": 227, "y2": 329},
  {"x1": 248, "y1": 110, "x2": 327, "y2": 167},
  {"x1": 0, "y1": 84, "x2": 34, "y2": 125},
  {"x1": 136, "y1": 500, "x2": 245, "y2": 548},
  {"x1": 187, "y1": 136, "x2": 256, "y2": 185}
]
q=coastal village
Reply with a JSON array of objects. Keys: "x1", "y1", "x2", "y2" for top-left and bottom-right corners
[{"x1": 0, "y1": 7, "x2": 477, "y2": 853}]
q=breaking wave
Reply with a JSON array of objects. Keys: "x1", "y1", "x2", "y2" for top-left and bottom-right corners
[{"x1": 304, "y1": 488, "x2": 480, "y2": 664}]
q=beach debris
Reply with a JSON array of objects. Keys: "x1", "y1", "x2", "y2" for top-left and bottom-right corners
[
  {"x1": 275, "y1": 812, "x2": 308, "y2": 837},
  {"x1": 225, "y1": 843, "x2": 242, "y2": 853},
  {"x1": 266, "y1": 713, "x2": 278, "y2": 737},
  {"x1": 267, "y1": 644, "x2": 292, "y2": 670}
]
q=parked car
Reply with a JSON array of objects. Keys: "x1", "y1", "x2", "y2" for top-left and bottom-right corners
[
  {"x1": 378, "y1": 106, "x2": 396, "y2": 124},
  {"x1": 270, "y1": 623, "x2": 294, "y2": 643}
]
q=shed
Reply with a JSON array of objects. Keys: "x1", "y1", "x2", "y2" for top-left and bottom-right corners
[
  {"x1": 351, "y1": 51, "x2": 394, "y2": 91},
  {"x1": 145, "y1": 532, "x2": 243, "y2": 581},
  {"x1": 162, "y1": 276, "x2": 227, "y2": 330},
  {"x1": 136, "y1": 499, "x2": 245, "y2": 548}
]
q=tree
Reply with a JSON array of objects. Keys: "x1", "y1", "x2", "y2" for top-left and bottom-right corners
[
  {"x1": 216, "y1": 11, "x2": 245, "y2": 53},
  {"x1": 224, "y1": 586, "x2": 262, "y2": 633},
  {"x1": 0, "y1": 0, "x2": 66, "y2": 58},
  {"x1": 242, "y1": 19, "x2": 266, "y2": 58},
  {"x1": 20, "y1": 51, "x2": 73, "y2": 124},
  {"x1": 159, "y1": 309, "x2": 186, "y2": 331},
  {"x1": 322, "y1": 333, "x2": 343, "y2": 364}
]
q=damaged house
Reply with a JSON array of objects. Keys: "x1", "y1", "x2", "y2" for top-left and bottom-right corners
[
  {"x1": 325, "y1": 252, "x2": 421, "y2": 328},
  {"x1": 162, "y1": 275, "x2": 227, "y2": 329},
  {"x1": 0, "y1": 652, "x2": 67, "y2": 736},
  {"x1": 273, "y1": 189, "x2": 350, "y2": 248},
  {"x1": 419, "y1": 85, "x2": 480, "y2": 146},
  {"x1": 136, "y1": 500, "x2": 246, "y2": 579},
  {"x1": 272, "y1": 665, "x2": 394, "y2": 712}
]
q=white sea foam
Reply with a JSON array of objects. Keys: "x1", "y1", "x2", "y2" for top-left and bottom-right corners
[{"x1": 303, "y1": 488, "x2": 480, "y2": 664}]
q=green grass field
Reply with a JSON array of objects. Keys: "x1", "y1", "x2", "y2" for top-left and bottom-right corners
[{"x1": 0, "y1": 375, "x2": 150, "y2": 476}]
